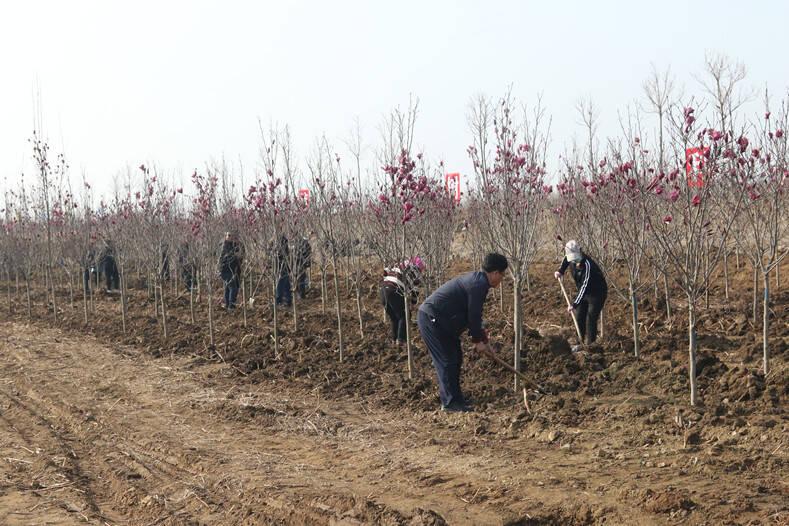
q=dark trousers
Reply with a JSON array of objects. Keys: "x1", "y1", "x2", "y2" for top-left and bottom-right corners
[
  {"x1": 417, "y1": 310, "x2": 465, "y2": 408},
  {"x1": 576, "y1": 293, "x2": 606, "y2": 344},
  {"x1": 276, "y1": 273, "x2": 292, "y2": 306},
  {"x1": 380, "y1": 286, "x2": 407, "y2": 343},
  {"x1": 222, "y1": 273, "x2": 239, "y2": 309},
  {"x1": 296, "y1": 271, "x2": 308, "y2": 298},
  {"x1": 102, "y1": 264, "x2": 119, "y2": 291},
  {"x1": 182, "y1": 268, "x2": 195, "y2": 292}
]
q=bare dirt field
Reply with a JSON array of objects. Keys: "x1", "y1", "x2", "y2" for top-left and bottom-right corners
[{"x1": 0, "y1": 261, "x2": 787, "y2": 525}]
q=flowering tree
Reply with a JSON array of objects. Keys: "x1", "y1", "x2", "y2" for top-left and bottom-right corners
[
  {"x1": 467, "y1": 92, "x2": 551, "y2": 390},
  {"x1": 188, "y1": 168, "x2": 222, "y2": 346},
  {"x1": 308, "y1": 137, "x2": 349, "y2": 361},
  {"x1": 731, "y1": 95, "x2": 788, "y2": 375},
  {"x1": 643, "y1": 102, "x2": 745, "y2": 406},
  {"x1": 134, "y1": 164, "x2": 179, "y2": 341},
  {"x1": 30, "y1": 131, "x2": 66, "y2": 321}
]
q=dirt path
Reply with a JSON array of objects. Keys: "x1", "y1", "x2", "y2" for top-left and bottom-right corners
[{"x1": 0, "y1": 320, "x2": 785, "y2": 525}]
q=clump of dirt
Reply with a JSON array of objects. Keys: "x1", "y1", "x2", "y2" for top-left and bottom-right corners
[{"x1": 641, "y1": 487, "x2": 695, "y2": 514}]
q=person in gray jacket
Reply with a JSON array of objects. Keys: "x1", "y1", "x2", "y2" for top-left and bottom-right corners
[{"x1": 417, "y1": 253, "x2": 508, "y2": 412}]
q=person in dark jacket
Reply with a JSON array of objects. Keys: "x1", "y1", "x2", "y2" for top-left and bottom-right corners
[
  {"x1": 295, "y1": 237, "x2": 312, "y2": 299},
  {"x1": 554, "y1": 240, "x2": 608, "y2": 349},
  {"x1": 274, "y1": 235, "x2": 291, "y2": 307},
  {"x1": 219, "y1": 232, "x2": 243, "y2": 309},
  {"x1": 380, "y1": 256, "x2": 425, "y2": 347},
  {"x1": 178, "y1": 241, "x2": 196, "y2": 292},
  {"x1": 417, "y1": 253, "x2": 508, "y2": 412},
  {"x1": 97, "y1": 241, "x2": 120, "y2": 292}
]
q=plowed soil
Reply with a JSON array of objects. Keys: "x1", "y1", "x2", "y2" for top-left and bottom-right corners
[{"x1": 0, "y1": 260, "x2": 786, "y2": 525}]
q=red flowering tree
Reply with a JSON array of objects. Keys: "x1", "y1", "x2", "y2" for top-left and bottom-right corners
[
  {"x1": 643, "y1": 103, "x2": 745, "y2": 406},
  {"x1": 731, "y1": 97, "x2": 788, "y2": 375},
  {"x1": 134, "y1": 164, "x2": 179, "y2": 341},
  {"x1": 467, "y1": 92, "x2": 551, "y2": 390}
]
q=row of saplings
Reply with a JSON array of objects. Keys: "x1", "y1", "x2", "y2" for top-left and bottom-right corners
[{"x1": 82, "y1": 232, "x2": 600, "y2": 413}]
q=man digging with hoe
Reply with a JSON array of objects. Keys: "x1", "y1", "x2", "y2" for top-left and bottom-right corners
[{"x1": 417, "y1": 253, "x2": 509, "y2": 413}]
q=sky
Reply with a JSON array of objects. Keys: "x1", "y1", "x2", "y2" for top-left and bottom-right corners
[{"x1": 1, "y1": 0, "x2": 787, "y2": 199}]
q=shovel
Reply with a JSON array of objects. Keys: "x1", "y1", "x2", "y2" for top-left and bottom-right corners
[
  {"x1": 477, "y1": 343, "x2": 546, "y2": 394},
  {"x1": 557, "y1": 277, "x2": 583, "y2": 344}
]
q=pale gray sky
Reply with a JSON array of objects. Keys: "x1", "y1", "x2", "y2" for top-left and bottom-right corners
[{"x1": 1, "y1": 0, "x2": 787, "y2": 197}]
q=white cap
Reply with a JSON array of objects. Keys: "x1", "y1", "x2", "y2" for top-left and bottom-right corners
[{"x1": 565, "y1": 240, "x2": 582, "y2": 262}]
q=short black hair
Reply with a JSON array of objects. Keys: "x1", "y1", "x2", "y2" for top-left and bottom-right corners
[{"x1": 482, "y1": 252, "x2": 508, "y2": 273}]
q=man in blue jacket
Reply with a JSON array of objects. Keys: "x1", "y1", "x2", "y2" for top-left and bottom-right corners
[{"x1": 417, "y1": 253, "x2": 508, "y2": 412}]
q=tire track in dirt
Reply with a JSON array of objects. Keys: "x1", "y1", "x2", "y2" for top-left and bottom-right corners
[
  {"x1": 1, "y1": 319, "x2": 784, "y2": 525},
  {"x1": 1, "y1": 319, "x2": 628, "y2": 524}
]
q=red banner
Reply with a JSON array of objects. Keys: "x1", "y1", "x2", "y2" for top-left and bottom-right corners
[
  {"x1": 685, "y1": 147, "x2": 709, "y2": 188},
  {"x1": 445, "y1": 173, "x2": 461, "y2": 203},
  {"x1": 298, "y1": 188, "x2": 311, "y2": 207}
]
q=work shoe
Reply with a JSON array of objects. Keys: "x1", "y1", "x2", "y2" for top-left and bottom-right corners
[{"x1": 441, "y1": 403, "x2": 473, "y2": 413}]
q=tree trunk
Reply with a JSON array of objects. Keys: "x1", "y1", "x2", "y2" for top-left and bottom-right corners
[
  {"x1": 404, "y1": 291, "x2": 413, "y2": 379},
  {"x1": 82, "y1": 272, "x2": 89, "y2": 325},
  {"x1": 776, "y1": 260, "x2": 781, "y2": 291},
  {"x1": 762, "y1": 273, "x2": 770, "y2": 376},
  {"x1": 599, "y1": 310, "x2": 605, "y2": 339},
  {"x1": 704, "y1": 241, "x2": 710, "y2": 309},
  {"x1": 47, "y1": 265, "x2": 57, "y2": 322},
  {"x1": 752, "y1": 263, "x2": 758, "y2": 322},
  {"x1": 207, "y1": 278, "x2": 215, "y2": 347},
  {"x1": 653, "y1": 267, "x2": 659, "y2": 303},
  {"x1": 723, "y1": 247, "x2": 730, "y2": 301},
  {"x1": 331, "y1": 258, "x2": 345, "y2": 363},
  {"x1": 272, "y1": 279, "x2": 279, "y2": 359},
  {"x1": 159, "y1": 282, "x2": 168, "y2": 342},
  {"x1": 688, "y1": 300, "x2": 698, "y2": 406},
  {"x1": 120, "y1": 263, "x2": 128, "y2": 335},
  {"x1": 355, "y1": 284, "x2": 364, "y2": 339},
  {"x1": 663, "y1": 272, "x2": 671, "y2": 324},
  {"x1": 153, "y1": 276, "x2": 159, "y2": 318},
  {"x1": 6, "y1": 269, "x2": 12, "y2": 314},
  {"x1": 320, "y1": 269, "x2": 327, "y2": 315},
  {"x1": 189, "y1": 282, "x2": 196, "y2": 324},
  {"x1": 292, "y1": 287, "x2": 299, "y2": 331},
  {"x1": 513, "y1": 280, "x2": 522, "y2": 392},
  {"x1": 241, "y1": 277, "x2": 248, "y2": 328},
  {"x1": 68, "y1": 270, "x2": 74, "y2": 309},
  {"x1": 630, "y1": 284, "x2": 640, "y2": 358},
  {"x1": 25, "y1": 278, "x2": 32, "y2": 319}
]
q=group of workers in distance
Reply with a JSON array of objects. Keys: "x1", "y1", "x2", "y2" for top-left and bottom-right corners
[
  {"x1": 86, "y1": 232, "x2": 607, "y2": 413},
  {"x1": 380, "y1": 240, "x2": 608, "y2": 413}
]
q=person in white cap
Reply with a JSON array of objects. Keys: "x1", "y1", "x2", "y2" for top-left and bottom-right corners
[{"x1": 554, "y1": 240, "x2": 608, "y2": 350}]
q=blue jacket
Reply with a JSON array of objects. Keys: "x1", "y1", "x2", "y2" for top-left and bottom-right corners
[{"x1": 418, "y1": 271, "x2": 490, "y2": 342}]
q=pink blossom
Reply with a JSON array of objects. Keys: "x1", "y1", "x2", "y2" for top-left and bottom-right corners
[
  {"x1": 669, "y1": 189, "x2": 680, "y2": 202},
  {"x1": 776, "y1": 129, "x2": 784, "y2": 139},
  {"x1": 692, "y1": 195, "x2": 701, "y2": 206}
]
